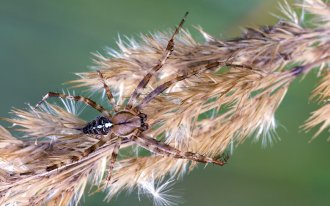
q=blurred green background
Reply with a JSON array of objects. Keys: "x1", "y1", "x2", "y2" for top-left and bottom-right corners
[{"x1": 1, "y1": 0, "x2": 330, "y2": 205}]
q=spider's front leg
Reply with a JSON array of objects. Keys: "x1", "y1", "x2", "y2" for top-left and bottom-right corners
[
  {"x1": 35, "y1": 91, "x2": 111, "y2": 117},
  {"x1": 135, "y1": 61, "x2": 252, "y2": 110},
  {"x1": 133, "y1": 134, "x2": 226, "y2": 166},
  {"x1": 97, "y1": 70, "x2": 118, "y2": 112},
  {"x1": 126, "y1": 12, "x2": 188, "y2": 109}
]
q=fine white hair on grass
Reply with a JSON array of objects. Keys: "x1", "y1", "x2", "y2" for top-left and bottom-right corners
[
  {"x1": 130, "y1": 144, "x2": 141, "y2": 157},
  {"x1": 229, "y1": 139, "x2": 234, "y2": 155},
  {"x1": 253, "y1": 116, "x2": 280, "y2": 148},
  {"x1": 138, "y1": 175, "x2": 183, "y2": 206},
  {"x1": 60, "y1": 89, "x2": 87, "y2": 116},
  {"x1": 165, "y1": 123, "x2": 191, "y2": 149},
  {"x1": 278, "y1": 0, "x2": 299, "y2": 24},
  {"x1": 299, "y1": 0, "x2": 306, "y2": 23},
  {"x1": 4, "y1": 203, "x2": 18, "y2": 206},
  {"x1": 36, "y1": 89, "x2": 88, "y2": 116},
  {"x1": 117, "y1": 81, "x2": 124, "y2": 106}
]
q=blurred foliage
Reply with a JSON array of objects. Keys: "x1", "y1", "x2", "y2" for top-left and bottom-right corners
[{"x1": 1, "y1": 0, "x2": 329, "y2": 206}]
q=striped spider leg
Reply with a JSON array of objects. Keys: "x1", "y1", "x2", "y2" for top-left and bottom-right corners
[
  {"x1": 125, "y1": 12, "x2": 189, "y2": 110},
  {"x1": 35, "y1": 12, "x2": 227, "y2": 186}
]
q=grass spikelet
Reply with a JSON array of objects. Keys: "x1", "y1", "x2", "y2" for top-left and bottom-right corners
[
  {"x1": 303, "y1": 104, "x2": 330, "y2": 140},
  {"x1": 303, "y1": 71, "x2": 330, "y2": 140}
]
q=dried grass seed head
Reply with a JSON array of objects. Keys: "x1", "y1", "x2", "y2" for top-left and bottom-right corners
[{"x1": 2, "y1": 1, "x2": 330, "y2": 205}]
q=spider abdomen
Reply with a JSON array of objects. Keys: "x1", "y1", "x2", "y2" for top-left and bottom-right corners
[{"x1": 82, "y1": 116, "x2": 112, "y2": 135}]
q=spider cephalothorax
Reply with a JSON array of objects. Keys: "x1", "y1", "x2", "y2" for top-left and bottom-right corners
[{"x1": 35, "y1": 12, "x2": 227, "y2": 184}]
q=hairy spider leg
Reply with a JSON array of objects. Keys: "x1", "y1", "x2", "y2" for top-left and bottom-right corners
[
  {"x1": 44, "y1": 134, "x2": 112, "y2": 173},
  {"x1": 126, "y1": 12, "x2": 189, "y2": 110},
  {"x1": 135, "y1": 61, "x2": 253, "y2": 110},
  {"x1": 105, "y1": 137, "x2": 122, "y2": 185},
  {"x1": 135, "y1": 62, "x2": 221, "y2": 110},
  {"x1": 97, "y1": 70, "x2": 118, "y2": 111},
  {"x1": 133, "y1": 134, "x2": 225, "y2": 165},
  {"x1": 35, "y1": 92, "x2": 111, "y2": 117}
]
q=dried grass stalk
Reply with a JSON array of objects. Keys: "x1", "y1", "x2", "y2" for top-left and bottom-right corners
[{"x1": 1, "y1": 0, "x2": 330, "y2": 205}]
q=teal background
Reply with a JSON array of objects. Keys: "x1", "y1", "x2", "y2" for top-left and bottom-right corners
[{"x1": 1, "y1": 0, "x2": 330, "y2": 205}]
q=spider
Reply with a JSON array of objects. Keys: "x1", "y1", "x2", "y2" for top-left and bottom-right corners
[{"x1": 35, "y1": 12, "x2": 226, "y2": 183}]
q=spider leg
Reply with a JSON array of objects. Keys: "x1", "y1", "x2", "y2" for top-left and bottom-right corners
[
  {"x1": 97, "y1": 70, "x2": 118, "y2": 111},
  {"x1": 35, "y1": 91, "x2": 111, "y2": 117},
  {"x1": 13, "y1": 135, "x2": 131, "y2": 179},
  {"x1": 126, "y1": 12, "x2": 188, "y2": 110},
  {"x1": 105, "y1": 137, "x2": 122, "y2": 185},
  {"x1": 133, "y1": 134, "x2": 225, "y2": 166},
  {"x1": 43, "y1": 134, "x2": 112, "y2": 173},
  {"x1": 134, "y1": 72, "x2": 191, "y2": 110},
  {"x1": 135, "y1": 62, "x2": 252, "y2": 110},
  {"x1": 135, "y1": 62, "x2": 220, "y2": 110}
]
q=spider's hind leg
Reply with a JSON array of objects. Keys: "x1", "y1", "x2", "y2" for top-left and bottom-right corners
[
  {"x1": 133, "y1": 134, "x2": 225, "y2": 166},
  {"x1": 104, "y1": 137, "x2": 122, "y2": 185}
]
